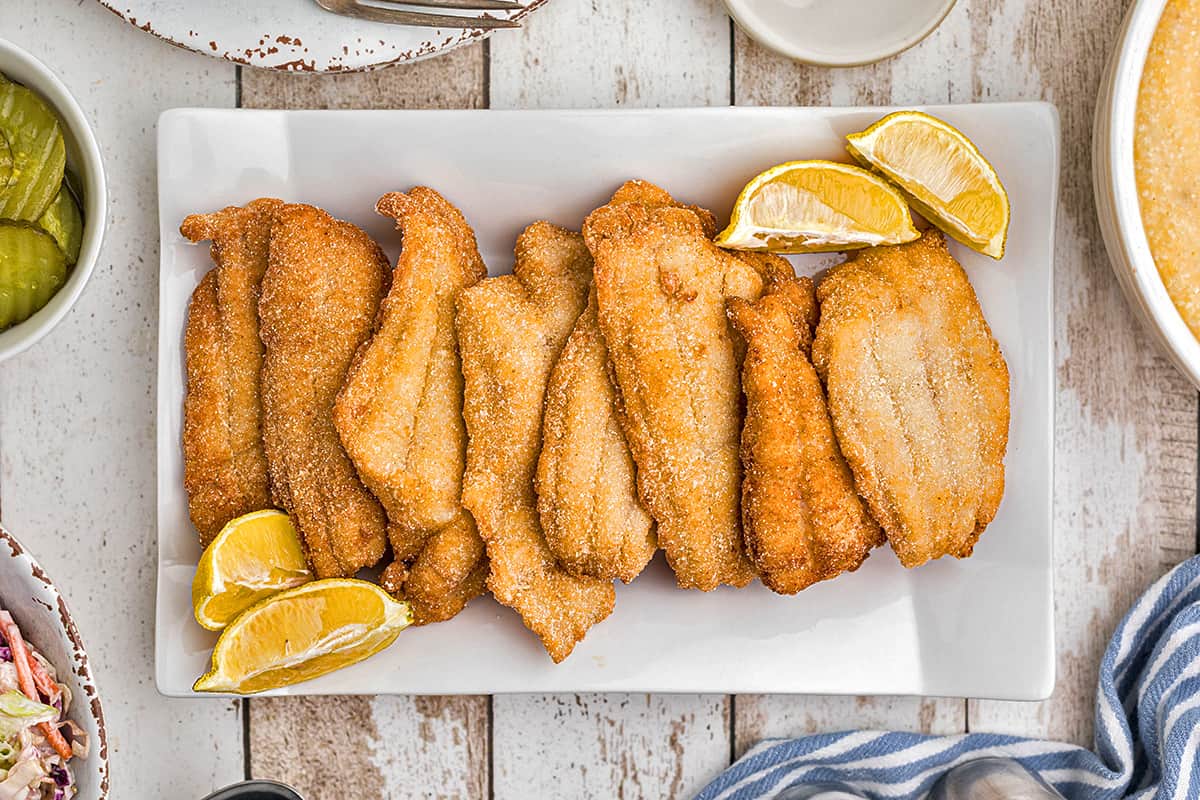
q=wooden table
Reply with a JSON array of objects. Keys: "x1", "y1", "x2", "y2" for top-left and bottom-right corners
[{"x1": 3, "y1": 0, "x2": 1195, "y2": 796}]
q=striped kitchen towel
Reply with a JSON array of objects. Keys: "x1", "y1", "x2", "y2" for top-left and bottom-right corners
[{"x1": 695, "y1": 553, "x2": 1200, "y2": 800}]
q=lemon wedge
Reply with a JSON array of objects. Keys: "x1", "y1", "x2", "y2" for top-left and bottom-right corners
[
  {"x1": 193, "y1": 578, "x2": 412, "y2": 694},
  {"x1": 715, "y1": 160, "x2": 920, "y2": 253},
  {"x1": 846, "y1": 111, "x2": 1010, "y2": 259},
  {"x1": 192, "y1": 509, "x2": 312, "y2": 632}
]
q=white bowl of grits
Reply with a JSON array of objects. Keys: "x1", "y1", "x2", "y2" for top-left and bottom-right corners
[{"x1": 1095, "y1": 0, "x2": 1200, "y2": 388}]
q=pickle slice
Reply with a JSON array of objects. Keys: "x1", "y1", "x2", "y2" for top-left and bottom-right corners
[
  {"x1": 37, "y1": 185, "x2": 82, "y2": 264},
  {"x1": 0, "y1": 223, "x2": 68, "y2": 331},
  {"x1": 0, "y1": 131, "x2": 12, "y2": 190},
  {"x1": 0, "y1": 81, "x2": 65, "y2": 221}
]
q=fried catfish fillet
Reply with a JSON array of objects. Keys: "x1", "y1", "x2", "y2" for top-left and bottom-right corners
[
  {"x1": 584, "y1": 182, "x2": 765, "y2": 591},
  {"x1": 259, "y1": 204, "x2": 390, "y2": 578},
  {"x1": 180, "y1": 199, "x2": 281, "y2": 546},
  {"x1": 379, "y1": 512, "x2": 488, "y2": 626},
  {"x1": 813, "y1": 231, "x2": 1010, "y2": 568},
  {"x1": 457, "y1": 221, "x2": 615, "y2": 662},
  {"x1": 728, "y1": 274, "x2": 883, "y2": 594},
  {"x1": 335, "y1": 188, "x2": 488, "y2": 623},
  {"x1": 536, "y1": 286, "x2": 656, "y2": 583}
]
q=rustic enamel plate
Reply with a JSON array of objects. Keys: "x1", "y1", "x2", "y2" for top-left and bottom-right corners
[
  {"x1": 0, "y1": 524, "x2": 108, "y2": 798},
  {"x1": 95, "y1": 0, "x2": 544, "y2": 71},
  {"x1": 156, "y1": 104, "x2": 1058, "y2": 699}
]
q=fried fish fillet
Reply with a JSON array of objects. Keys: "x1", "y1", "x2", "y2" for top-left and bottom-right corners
[
  {"x1": 259, "y1": 204, "x2": 391, "y2": 578},
  {"x1": 728, "y1": 274, "x2": 883, "y2": 594},
  {"x1": 585, "y1": 182, "x2": 765, "y2": 591},
  {"x1": 379, "y1": 512, "x2": 488, "y2": 626},
  {"x1": 812, "y1": 230, "x2": 1010, "y2": 568},
  {"x1": 536, "y1": 286, "x2": 656, "y2": 583},
  {"x1": 181, "y1": 198, "x2": 281, "y2": 546},
  {"x1": 458, "y1": 221, "x2": 614, "y2": 662},
  {"x1": 335, "y1": 188, "x2": 487, "y2": 563}
]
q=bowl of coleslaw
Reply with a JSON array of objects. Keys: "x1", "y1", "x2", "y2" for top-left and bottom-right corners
[{"x1": 0, "y1": 524, "x2": 105, "y2": 799}]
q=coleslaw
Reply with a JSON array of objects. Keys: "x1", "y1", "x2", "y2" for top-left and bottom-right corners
[{"x1": 0, "y1": 610, "x2": 86, "y2": 800}]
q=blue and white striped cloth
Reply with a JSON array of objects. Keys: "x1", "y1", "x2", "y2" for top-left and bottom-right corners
[{"x1": 695, "y1": 554, "x2": 1200, "y2": 800}]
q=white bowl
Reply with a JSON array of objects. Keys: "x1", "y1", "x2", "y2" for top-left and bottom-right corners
[
  {"x1": 0, "y1": 523, "x2": 108, "y2": 798},
  {"x1": 0, "y1": 38, "x2": 106, "y2": 363},
  {"x1": 1092, "y1": 0, "x2": 1200, "y2": 386},
  {"x1": 723, "y1": 0, "x2": 957, "y2": 67}
]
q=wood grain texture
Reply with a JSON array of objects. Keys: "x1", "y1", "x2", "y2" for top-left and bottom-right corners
[
  {"x1": 0, "y1": 1, "x2": 246, "y2": 796},
  {"x1": 965, "y1": 0, "x2": 1199, "y2": 745},
  {"x1": 250, "y1": 696, "x2": 488, "y2": 799},
  {"x1": 735, "y1": 696, "x2": 966, "y2": 758},
  {"x1": 241, "y1": 41, "x2": 486, "y2": 109},
  {"x1": 493, "y1": 694, "x2": 730, "y2": 800},
  {"x1": 730, "y1": 5, "x2": 979, "y2": 750},
  {"x1": 242, "y1": 50, "x2": 492, "y2": 800},
  {"x1": 489, "y1": 0, "x2": 732, "y2": 108}
]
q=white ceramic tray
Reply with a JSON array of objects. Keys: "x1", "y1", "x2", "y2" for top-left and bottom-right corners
[{"x1": 156, "y1": 105, "x2": 1058, "y2": 699}]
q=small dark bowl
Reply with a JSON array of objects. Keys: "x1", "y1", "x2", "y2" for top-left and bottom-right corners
[{"x1": 201, "y1": 780, "x2": 304, "y2": 800}]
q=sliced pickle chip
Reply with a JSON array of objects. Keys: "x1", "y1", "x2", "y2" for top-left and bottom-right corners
[
  {"x1": 0, "y1": 223, "x2": 68, "y2": 332},
  {"x1": 37, "y1": 185, "x2": 82, "y2": 264},
  {"x1": 0, "y1": 132, "x2": 12, "y2": 190},
  {"x1": 0, "y1": 81, "x2": 66, "y2": 221}
]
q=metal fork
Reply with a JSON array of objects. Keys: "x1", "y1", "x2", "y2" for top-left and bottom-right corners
[{"x1": 314, "y1": 0, "x2": 523, "y2": 27}]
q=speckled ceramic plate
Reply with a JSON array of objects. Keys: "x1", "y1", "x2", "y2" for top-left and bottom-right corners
[
  {"x1": 95, "y1": 0, "x2": 547, "y2": 72},
  {"x1": 0, "y1": 524, "x2": 108, "y2": 798}
]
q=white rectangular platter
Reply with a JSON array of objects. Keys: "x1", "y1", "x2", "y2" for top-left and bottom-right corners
[{"x1": 157, "y1": 104, "x2": 1058, "y2": 699}]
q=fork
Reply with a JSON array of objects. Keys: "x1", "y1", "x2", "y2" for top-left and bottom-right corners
[{"x1": 314, "y1": 0, "x2": 523, "y2": 27}]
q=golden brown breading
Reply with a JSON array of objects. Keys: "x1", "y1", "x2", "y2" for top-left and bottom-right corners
[
  {"x1": 536, "y1": 287, "x2": 656, "y2": 583},
  {"x1": 728, "y1": 274, "x2": 883, "y2": 594},
  {"x1": 259, "y1": 204, "x2": 390, "y2": 578},
  {"x1": 401, "y1": 513, "x2": 488, "y2": 626},
  {"x1": 812, "y1": 231, "x2": 1010, "y2": 568},
  {"x1": 180, "y1": 198, "x2": 281, "y2": 546},
  {"x1": 335, "y1": 188, "x2": 488, "y2": 563},
  {"x1": 457, "y1": 221, "x2": 614, "y2": 662},
  {"x1": 585, "y1": 183, "x2": 764, "y2": 591}
]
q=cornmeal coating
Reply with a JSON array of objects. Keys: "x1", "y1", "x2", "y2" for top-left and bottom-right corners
[
  {"x1": 585, "y1": 181, "x2": 765, "y2": 591},
  {"x1": 813, "y1": 231, "x2": 1010, "y2": 568},
  {"x1": 729, "y1": 274, "x2": 883, "y2": 594},
  {"x1": 259, "y1": 204, "x2": 390, "y2": 578},
  {"x1": 181, "y1": 198, "x2": 281, "y2": 546},
  {"x1": 458, "y1": 221, "x2": 614, "y2": 663}
]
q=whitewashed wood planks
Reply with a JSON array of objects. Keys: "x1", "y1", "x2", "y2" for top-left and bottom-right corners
[
  {"x1": 493, "y1": 694, "x2": 730, "y2": 799},
  {"x1": 251, "y1": 696, "x2": 489, "y2": 799},
  {"x1": 963, "y1": 0, "x2": 1199, "y2": 746},
  {"x1": 5, "y1": 0, "x2": 1191, "y2": 796},
  {"x1": 489, "y1": 0, "x2": 732, "y2": 107},
  {"x1": 0, "y1": 1, "x2": 244, "y2": 796}
]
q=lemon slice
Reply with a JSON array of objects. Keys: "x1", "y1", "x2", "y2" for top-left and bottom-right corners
[
  {"x1": 193, "y1": 578, "x2": 412, "y2": 694},
  {"x1": 846, "y1": 111, "x2": 1010, "y2": 259},
  {"x1": 715, "y1": 160, "x2": 919, "y2": 253},
  {"x1": 192, "y1": 509, "x2": 313, "y2": 632}
]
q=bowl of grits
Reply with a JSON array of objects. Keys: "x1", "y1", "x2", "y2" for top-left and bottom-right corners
[{"x1": 1095, "y1": 0, "x2": 1200, "y2": 388}]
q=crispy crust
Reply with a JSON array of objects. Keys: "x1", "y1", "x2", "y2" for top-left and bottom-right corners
[
  {"x1": 536, "y1": 287, "x2": 656, "y2": 583},
  {"x1": 728, "y1": 274, "x2": 883, "y2": 594},
  {"x1": 812, "y1": 231, "x2": 1010, "y2": 568},
  {"x1": 584, "y1": 182, "x2": 763, "y2": 590},
  {"x1": 180, "y1": 198, "x2": 280, "y2": 546},
  {"x1": 457, "y1": 221, "x2": 614, "y2": 662},
  {"x1": 258, "y1": 203, "x2": 390, "y2": 578}
]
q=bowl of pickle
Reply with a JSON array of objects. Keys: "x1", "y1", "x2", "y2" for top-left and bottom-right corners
[{"x1": 0, "y1": 38, "x2": 106, "y2": 362}]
